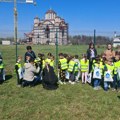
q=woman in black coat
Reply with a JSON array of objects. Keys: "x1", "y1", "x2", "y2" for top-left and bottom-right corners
[
  {"x1": 42, "y1": 64, "x2": 58, "y2": 90},
  {"x1": 86, "y1": 43, "x2": 97, "y2": 73}
]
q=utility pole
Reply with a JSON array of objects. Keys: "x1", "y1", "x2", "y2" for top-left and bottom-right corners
[
  {"x1": 0, "y1": 0, "x2": 36, "y2": 62},
  {"x1": 14, "y1": 0, "x2": 18, "y2": 62},
  {"x1": 56, "y1": 29, "x2": 58, "y2": 74},
  {"x1": 94, "y1": 29, "x2": 96, "y2": 45}
]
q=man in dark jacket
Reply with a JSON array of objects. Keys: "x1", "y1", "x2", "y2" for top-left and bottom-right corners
[{"x1": 24, "y1": 46, "x2": 36, "y2": 63}]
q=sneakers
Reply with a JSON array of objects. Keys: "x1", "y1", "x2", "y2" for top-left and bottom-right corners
[
  {"x1": 112, "y1": 88, "x2": 116, "y2": 91},
  {"x1": 59, "y1": 81, "x2": 64, "y2": 85},
  {"x1": 93, "y1": 87, "x2": 99, "y2": 90},
  {"x1": 69, "y1": 81, "x2": 75, "y2": 85}
]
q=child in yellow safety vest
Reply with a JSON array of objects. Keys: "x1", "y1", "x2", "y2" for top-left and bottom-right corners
[
  {"x1": 68, "y1": 56, "x2": 76, "y2": 84},
  {"x1": 15, "y1": 56, "x2": 23, "y2": 86},
  {"x1": 34, "y1": 53, "x2": 43, "y2": 81},
  {"x1": 50, "y1": 55, "x2": 55, "y2": 68},
  {"x1": 80, "y1": 54, "x2": 89, "y2": 84},
  {"x1": 104, "y1": 58, "x2": 114, "y2": 91},
  {"x1": 58, "y1": 53, "x2": 68, "y2": 84},
  {"x1": 74, "y1": 55, "x2": 80, "y2": 82},
  {"x1": 45, "y1": 52, "x2": 52, "y2": 65},
  {"x1": 0, "y1": 54, "x2": 5, "y2": 83},
  {"x1": 113, "y1": 52, "x2": 120, "y2": 91},
  {"x1": 92, "y1": 55, "x2": 104, "y2": 90}
]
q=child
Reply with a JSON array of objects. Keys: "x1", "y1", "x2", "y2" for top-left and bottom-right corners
[
  {"x1": 15, "y1": 56, "x2": 23, "y2": 86},
  {"x1": 58, "y1": 53, "x2": 68, "y2": 84},
  {"x1": 80, "y1": 54, "x2": 89, "y2": 84},
  {"x1": 104, "y1": 58, "x2": 114, "y2": 91},
  {"x1": 50, "y1": 55, "x2": 55, "y2": 68},
  {"x1": 0, "y1": 54, "x2": 5, "y2": 83},
  {"x1": 92, "y1": 55, "x2": 104, "y2": 90},
  {"x1": 45, "y1": 52, "x2": 52, "y2": 64},
  {"x1": 74, "y1": 55, "x2": 80, "y2": 82},
  {"x1": 25, "y1": 56, "x2": 31, "y2": 63},
  {"x1": 68, "y1": 56, "x2": 76, "y2": 84},
  {"x1": 34, "y1": 53, "x2": 42, "y2": 81},
  {"x1": 113, "y1": 52, "x2": 120, "y2": 91}
]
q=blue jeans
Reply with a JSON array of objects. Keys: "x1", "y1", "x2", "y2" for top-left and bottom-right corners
[
  {"x1": 22, "y1": 76, "x2": 41, "y2": 87},
  {"x1": 104, "y1": 82, "x2": 113, "y2": 91},
  {"x1": 118, "y1": 80, "x2": 120, "y2": 89},
  {"x1": 94, "y1": 79, "x2": 101, "y2": 87},
  {"x1": 104, "y1": 82, "x2": 109, "y2": 91},
  {"x1": 113, "y1": 74, "x2": 117, "y2": 89}
]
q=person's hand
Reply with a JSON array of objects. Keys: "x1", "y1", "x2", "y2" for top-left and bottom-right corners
[{"x1": 35, "y1": 63, "x2": 38, "y2": 68}]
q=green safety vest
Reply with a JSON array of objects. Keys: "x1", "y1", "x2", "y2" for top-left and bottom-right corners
[
  {"x1": 68, "y1": 60, "x2": 75, "y2": 72},
  {"x1": 80, "y1": 59, "x2": 89, "y2": 72},
  {"x1": 59, "y1": 58, "x2": 68, "y2": 70}
]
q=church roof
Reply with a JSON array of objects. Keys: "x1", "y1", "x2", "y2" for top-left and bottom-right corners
[{"x1": 46, "y1": 9, "x2": 56, "y2": 14}]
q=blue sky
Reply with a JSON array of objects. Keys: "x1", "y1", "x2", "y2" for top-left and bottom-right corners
[{"x1": 0, "y1": 0, "x2": 120, "y2": 37}]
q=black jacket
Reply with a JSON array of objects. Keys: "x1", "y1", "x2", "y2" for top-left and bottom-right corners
[
  {"x1": 86, "y1": 48, "x2": 97, "y2": 60},
  {"x1": 24, "y1": 51, "x2": 36, "y2": 62}
]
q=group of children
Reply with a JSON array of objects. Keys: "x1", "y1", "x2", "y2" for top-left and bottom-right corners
[
  {"x1": 1, "y1": 49, "x2": 120, "y2": 92},
  {"x1": 57, "y1": 52, "x2": 120, "y2": 92}
]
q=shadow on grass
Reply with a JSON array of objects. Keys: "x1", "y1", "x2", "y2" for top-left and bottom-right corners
[
  {"x1": 0, "y1": 75, "x2": 12, "y2": 85},
  {"x1": 5, "y1": 75, "x2": 13, "y2": 81},
  {"x1": 117, "y1": 96, "x2": 120, "y2": 99}
]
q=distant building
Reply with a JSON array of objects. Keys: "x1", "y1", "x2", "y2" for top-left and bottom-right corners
[
  {"x1": 2, "y1": 40, "x2": 11, "y2": 45},
  {"x1": 25, "y1": 9, "x2": 69, "y2": 45},
  {"x1": 113, "y1": 36, "x2": 120, "y2": 47},
  {"x1": 113, "y1": 32, "x2": 120, "y2": 47}
]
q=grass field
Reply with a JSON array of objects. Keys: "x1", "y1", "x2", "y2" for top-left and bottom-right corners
[{"x1": 0, "y1": 45, "x2": 120, "y2": 120}]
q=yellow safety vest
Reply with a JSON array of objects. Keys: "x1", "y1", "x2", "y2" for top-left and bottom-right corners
[
  {"x1": 50, "y1": 60, "x2": 54, "y2": 68},
  {"x1": 92, "y1": 62, "x2": 104, "y2": 75},
  {"x1": 59, "y1": 58, "x2": 68, "y2": 70},
  {"x1": 74, "y1": 62, "x2": 79, "y2": 72},
  {"x1": 34, "y1": 57, "x2": 41, "y2": 63},
  {"x1": 68, "y1": 60, "x2": 75, "y2": 72},
  {"x1": 114, "y1": 60, "x2": 120, "y2": 74},
  {"x1": 45, "y1": 58, "x2": 51, "y2": 64},
  {"x1": 42, "y1": 60, "x2": 45, "y2": 69},
  {"x1": 0, "y1": 63, "x2": 4, "y2": 69},
  {"x1": 104, "y1": 64, "x2": 114, "y2": 77},
  {"x1": 15, "y1": 62, "x2": 21, "y2": 69},
  {"x1": 80, "y1": 59, "x2": 89, "y2": 72}
]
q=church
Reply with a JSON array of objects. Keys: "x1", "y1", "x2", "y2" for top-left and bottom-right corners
[{"x1": 25, "y1": 9, "x2": 68, "y2": 45}]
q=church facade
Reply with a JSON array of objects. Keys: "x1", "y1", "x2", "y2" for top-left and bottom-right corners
[{"x1": 25, "y1": 9, "x2": 69, "y2": 45}]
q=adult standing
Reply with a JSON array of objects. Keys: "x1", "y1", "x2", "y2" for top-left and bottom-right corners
[
  {"x1": 86, "y1": 43, "x2": 97, "y2": 72},
  {"x1": 104, "y1": 43, "x2": 115, "y2": 61},
  {"x1": 24, "y1": 46, "x2": 36, "y2": 63}
]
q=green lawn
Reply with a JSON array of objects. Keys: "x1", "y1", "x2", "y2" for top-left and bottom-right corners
[{"x1": 0, "y1": 45, "x2": 120, "y2": 120}]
